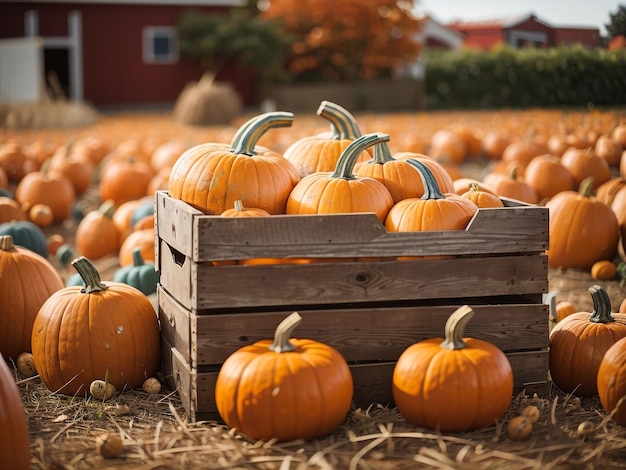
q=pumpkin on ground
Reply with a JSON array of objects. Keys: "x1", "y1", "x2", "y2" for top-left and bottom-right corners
[
  {"x1": 545, "y1": 177, "x2": 620, "y2": 269},
  {"x1": 591, "y1": 260, "x2": 617, "y2": 280},
  {"x1": 597, "y1": 335, "x2": 626, "y2": 425},
  {"x1": 214, "y1": 312, "x2": 353, "y2": 441},
  {"x1": 0, "y1": 235, "x2": 64, "y2": 361},
  {"x1": 392, "y1": 305, "x2": 513, "y2": 432},
  {"x1": 31, "y1": 256, "x2": 161, "y2": 396},
  {"x1": 561, "y1": 147, "x2": 611, "y2": 190},
  {"x1": 523, "y1": 154, "x2": 575, "y2": 201},
  {"x1": 286, "y1": 133, "x2": 394, "y2": 222},
  {"x1": 75, "y1": 200, "x2": 120, "y2": 260},
  {"x1": 0, "y1": 355, "x2": 31, "y2": 470},
  {"x1": 0, "y1": 196, "x2": 27, "y2": 224},
  {"x1": 481, "y1": 165, "x2": 539, "y2": 204},
  {"x1": 112, "y1": 247, "x2": 160, "y2": 296},
  {"x1": 0, "y1": 220, "x2": 48, "y2": 259},
  {"x1": 549, "y1": 285, "x2": 626, "y2": 397},
  {"x1": 169, "y1": 111, "x2": 300, "y2": 215},
  {"x1": 283, "y1": 100, "x2": 370, "y2": 177},
  {"x1": 118, "y1": 228, "x2": 155, "y2": 266}
]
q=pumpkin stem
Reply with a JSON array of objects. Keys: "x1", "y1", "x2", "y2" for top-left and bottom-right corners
[
  {"x1": 406, "y1": 158, "x2": 446, "y2": 200},
  {"x1": 469, "y1": 182, "x2": 480, "y2": 192},
  {"x1": 588, "y1": 285, "x2": 614, "y2": 324},
  {"x1": 579, "y1": 177, "x2": 595, "y2": 197},
  {"x1": 0, "y1": 235, "x2": 14, "y2": 251},
  {"x1": 72, "y1": 256, "x2": 108, "y2": 293},
  {"x1": 269, "y1": 312, "x2": 302, "y2": 353},
  {"x1": 440, "y1": 305, "x2": 475, "y2": 350},
  {"x1": 233, "y1": 200, "x2": 244, "y2": 212},
  {"x1": 371, "y1": 140, "x2": 396, "y2": 164},
  {"x1": 331, "y1": 133, "x2": 389, "y2": 180},
  {"x1": 229, "y1": 111, "x2": 294, "y2": 156},
  {"x1": 132, "y1": 247, "x2": 145, "y2": 267},
  {"x1": 99, "y1": 199, "x2": 117, "y2": 218},
  {"x1": 317, "y1": 101, "x2": 361, "y2": 140}
]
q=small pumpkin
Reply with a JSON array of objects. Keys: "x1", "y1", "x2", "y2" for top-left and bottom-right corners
[
  {"x1": 523, "y1": 154, "x2": 575, "y2": 201},
  {"x1": 215, "y1": 312, "x2": 353, "y2": 441},
  {"x1": 118, "y1": 228, "x2": 155, "y2": 267},
  {"x1": 461, "y1": 182, "x2": 504, "y2": 208},
  {"x1": 286, "y1": 133, "x2": 394, "y2": 222},
  {"x1": 169, "y1": 111, "x2": 300, "y2": 215},
  {"x1": 0, "y1": 235, "x2": 64, "y2": 360},
  {"x1": 0, "y1": 355, "x2": 31, "y2": 470},
  {"x1": 112, "y1": 247, "x2": 160, "y2": 296},
  {"x1": 591, "y1": 260, "x2": 617, "y2": 280},
  {"x1": 597, "y1": 335, "x2": 626, "y2": 425},
  {"x1": 0, "y1": 196, "x2": 27, "y2": 224},
  {"x1": 549, "y1": 285, "x2": 626, "y2": 397},
  {"x1": 31, "y1": 256, "x2": 161, "y2": 395},
  {"x1": 392, "y1": 305, "x2": 513, "y2": 432},
  {"x1": 75, "y1": 200, "x2": 120, "y2": 260},
  {"x1": 482, "y1": 165, "x2": 538, "y2": 204},
  {"x1": 99, "y1": 156, "x2": 153, "y2": 205},
  {"x1": 561, "y1": 147, "x2": 611, "y2": 190},
  {"x1": 555, "y1": 301, "x2": 577, "y2": 323}
]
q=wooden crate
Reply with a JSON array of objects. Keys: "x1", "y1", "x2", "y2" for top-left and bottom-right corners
[{"x1": 155, "y1": 190, "x2": 550, "y2": 422}]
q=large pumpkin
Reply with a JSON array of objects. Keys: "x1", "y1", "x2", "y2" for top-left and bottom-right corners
[
  {"x1": 169, "y1": 111, "x2": 300, "y2": 215},
  {"x1": 545, "y1": 177, "x2": 620, "y2": 269},
  {"x1": 597, "y1": 335, "x2": 626, "y2": 425},
  {"x1": 392, "y1": 305, "x2": 513, "y2": 432},
  {"x1": 215, "y1": 312, "x2": 353, "y2": 441},
  {"x1": 0, "y1": 355, "x2": 31, "y2": 469},
  {"x1": 549, "y1": 285, "x2": 626, "y2": 397},
  {"x1": 31, "y1": 256, "x2": 161, "y2": 396},
  {"x1": 283, "y1": 100, "x2": 370, "y2": 177},
  {"x1": 0, "y1": 235, "x2": 64, "y2": 361},
  {"x1": 286, "y1": 133, "x2": 394, "y2": 222}
]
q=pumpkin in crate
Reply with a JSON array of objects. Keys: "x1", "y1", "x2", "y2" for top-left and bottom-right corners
[
  {"x1": 549, "y1": 285, "x2": 626, "y2": 397},
  {"x1": 0, "y1": 355, "x2": 31, "y2": 470},
  {"x1": 283, "y1": 100, "x2": 369, "y2": 177},
  {"x1": 353, "y1": 138, "x2": 453, "y2": 204},
  {"x1": 545, "y1": 177, "x2": 619, "y2": 269},
  {"x1": 461, "y1": 182, "x2": 504, "y2": 208},
  {"x1": 597, "y1": 336, "x2": 626, "y2": 425},
  {"x1": 286, "y1": 133, "x2": 393, "y2": 222},
  {"x1": 0, "y1": 235, "x2": 64, "y2": 361},
  {"x1": 31, "y1": 256, "x2": 160, "y2": 396},
  {"x1": 392, "y1": 305, "x2": 513, "y2": 432},
  {"x1": 215, "y1": 312, "x2": 353, "y2": 441},
  {"x1": 169, "y1": 111, "x2": 300, "y2": 215}
]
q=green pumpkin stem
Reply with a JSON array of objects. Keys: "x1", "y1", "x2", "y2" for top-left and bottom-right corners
[
  {"x1": 579, "y1": 177, "x2": 595, "y2": 197},
  {"x1": 229, "y1": 111, "x2": 294, "y2": 156},
  {"x1": 0, "y1": 235, "x2": 13, "y2": 251},
  {"x1": 269, "y1": 312, "x2": 303, "y2": 353},
  {"x1": 440, "y1": 305, "x2": 475, "y2": 350},
  {"x1": 469, "y1": 182, "x2": 480, "y2": 192},
  {"x1": 317, "y1": 101, "x2": 362, "y2": 140},
  {"x1": 72, "y1": 256, "x2": 108, "y2": 293},
  {"x1": 132, "y1": 247, "x2": 145, "y2": 267},
  {"x1": 371, "y1": 140, "x2": 396, "y2": 164},
  {"x1": 406, "y1": 158, "x2": 446, "y2": 200},
  {"x1": 588, "y1": 285, "x2": 614, "y2": 324},
  {"x1": 331, "y1": 133, "x2": 389, "y2": 180},
  {"x1": 99, "y1": 199, "x2": 117, "y2": 219}
]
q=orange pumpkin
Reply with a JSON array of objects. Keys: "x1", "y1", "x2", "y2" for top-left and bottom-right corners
[
  {"x1": 75, "y1": 200, "x2": 120, "y2": 260},
  {"x1": 283, "y1": 100, "x2": 370, "y2": 177},
  {"x1": 393, "y1": 305, "x2": 513, "y2": 432},
  {"x1": 118, "y1": 228, "x2": 155, "y2": 266},
  {"x1": 0, "y1": 235, "x2": 64, "y2": 360},
  {"x1": 429, "y1": 128, "x2": 467, "y2": 165},
  {"x1": 461, "y1": 182, "x2": 504, "y2": 208},
  {"x1": 545, "y1": 177, "x2": 620, "y2": 269},
  {"x1": 169, "y1": 112, "x2": 300, "y2": 215},
  {"x1": 0, "y1": 355, "x2": 31, "y2": 470},
  {"x1": 555, "y1": 301, "x2": 577, "y2": 322},
  {"x1": 598, "y1": 336, "x2": 626, "y2": 425},
  {"x1": 523, "y1": 154, "x2": 575, "y2": 201},
  {"x1": 595, "y1": 134, "x2": 623, "y2": 167},
  {"x1": 215, "y1": 312, "x2": 353, "y2": 441},
  {"x1": 561, "y1": 147, "x2": 611, "y2": 190},
  {"x1": 591, "y1": 260, "x2": 617, "y2": 280},
  {"x1": 549, "y1": 285, "x2": 626, "y2": 397},
  {"x1": 31, "y1": 256, "x2": 161, "y2": 396},
  {"x1": 0, "y1": 196, "x2": 27, "y2": 224},
  {"x1": 47, "y1": 143, "x2": 94, "y2": 195},
  {"x1": 15, "y1": 164, "x2": 76, "y2": 223},
  {"x1": 99, "y1": 156, "x2": 153, "y2": 205},
  {"x1": 482, "y1": 166, "x2": 538, "y2": 204},
  {"x1": 220, "y1": 199, "x2": 271, "y2": 218},
  {"x1": 286, "y1": 133, "x2": 394, "y2": 222}
]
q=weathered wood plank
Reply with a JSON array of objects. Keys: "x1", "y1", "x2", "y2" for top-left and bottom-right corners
[
  {"x1": 158, "y1": 250, "x2": 548, "y2": 310},
  {"x1": 155, "y1": 191, "x2": 548, "y2": 263}
]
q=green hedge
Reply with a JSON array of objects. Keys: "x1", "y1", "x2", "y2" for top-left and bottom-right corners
[{"x1": 424, "y1": 45, "x2": 626, "y2": 109}]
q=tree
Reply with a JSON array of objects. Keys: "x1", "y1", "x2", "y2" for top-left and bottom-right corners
[
  {"x1": 605, "y1": 4, "x2": 626, "y2": 40},
  {"x1": 260, "y1": 0, "x2": 423, "y2": 82},
  {"x1": 176, "y1": 2, "x2": 294, "y2": 80}
]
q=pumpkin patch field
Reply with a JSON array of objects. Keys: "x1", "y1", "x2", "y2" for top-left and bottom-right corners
[{"x1": 3, "y1": 105, "x2": 626, "y2": 468}]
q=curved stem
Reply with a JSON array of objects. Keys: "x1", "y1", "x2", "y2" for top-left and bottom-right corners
[
  {"x1": 440, "y1": 305, "x2": 475, "y2": 350},
  {"x1": 371, "y1": 140, "x2": 396, "y2": 165},
  {"x1": 269, "y1": 312, "x2": 302, "y2": 353},
  {"x1": 317, "y1": 101, "x2": 361, "y2": 140},
  {"x1": 72, "y1": 256, "x2": 108, "y2": 293},
  {"x1": 406, "y1": 158, "x2": 446, "y2": 200},
  {"x1": 331, "y1": 133, "x2": 390, "y2": 180},
  {"x1": 589, "y1": 285, "x2": 614, "y2": 324},
  {"x1": 99, "y1": 199, "x2": 117, "y2": 219},
  {"x1": 132, "y1": 247, "x2": 145, "y2": 267},
  {"x1": 579, "y1": 177, "x2": 595, "y2": 197},
  {"x1": 230, "y1": 112, "x2": 294, "y2": 156}
]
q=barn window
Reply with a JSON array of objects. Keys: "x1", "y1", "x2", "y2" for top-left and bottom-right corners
[{"x1": 143, "y1": 26, "x2": 178, "y2": 64}]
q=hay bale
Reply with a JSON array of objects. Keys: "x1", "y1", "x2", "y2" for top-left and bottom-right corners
[{"x1": 173, "y1": 73, "x2": 243, "y2": 126}]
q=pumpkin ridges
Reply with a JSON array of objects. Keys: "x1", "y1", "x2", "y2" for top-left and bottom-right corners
[{"x1": 0, "y1": 355, "x2": 31, "y2": 470}]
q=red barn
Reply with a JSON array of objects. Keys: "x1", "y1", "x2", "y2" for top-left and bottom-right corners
[
  {"x1": 448, "y1": 13, "x2": 601, "y2": 51},
  {"x1": 0, "y1": 0, "x2": 258, "y2": 108}
]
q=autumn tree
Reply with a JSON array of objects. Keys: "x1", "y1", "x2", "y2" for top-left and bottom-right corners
[{"x1": 260, "y1": 0, "x2": 423, "y2": 82}]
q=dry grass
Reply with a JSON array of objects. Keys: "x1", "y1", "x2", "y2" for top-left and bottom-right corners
[{"x1": 10, "y1": 361, "x2": 626, "y2": 469}]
